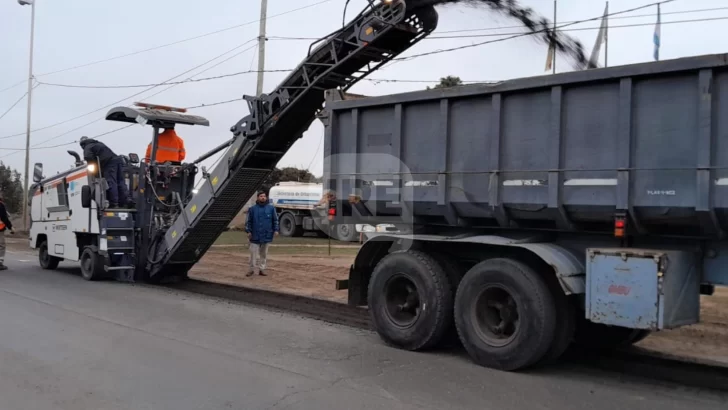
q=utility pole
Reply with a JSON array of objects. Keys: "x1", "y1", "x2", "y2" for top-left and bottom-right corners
[
  {"x1": 605, "y1": 1, "x2": 609, "y2": 67},
  {"x1": 256, "y1": 0, "x2": 268, "y2": 96},
  {"x1": 552, "y1": 0, "x2": 557, "y2": 74},
  {"x1": 19, "y1": 0, "x2": 36, "y2": 232}
]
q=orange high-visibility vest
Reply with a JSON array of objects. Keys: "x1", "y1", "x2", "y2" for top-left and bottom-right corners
[{"x1": 145, "y1": 129, "x2": 186, "y2": 163}]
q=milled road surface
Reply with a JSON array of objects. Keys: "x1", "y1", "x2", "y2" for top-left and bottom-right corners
[{"x1": 0, "y1": 252, "x2": 726, "y2": 410}]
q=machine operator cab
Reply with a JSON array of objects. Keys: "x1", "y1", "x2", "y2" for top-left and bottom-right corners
[{"x1": 88, "y1": 102, "x2": 209, "y2": 213}]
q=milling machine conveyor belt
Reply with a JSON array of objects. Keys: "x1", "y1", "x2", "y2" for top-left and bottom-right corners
[{"x1": 150, "y1": 1, "x2": 439, "y2": 277}]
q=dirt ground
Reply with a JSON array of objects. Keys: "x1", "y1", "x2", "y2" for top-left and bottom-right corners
[
  {"x1": 191, "y1": 248, "x2": 353, "y2": 303},
  {"x1": 191, "y1": 247, "x2": 728, "y2": 366}
]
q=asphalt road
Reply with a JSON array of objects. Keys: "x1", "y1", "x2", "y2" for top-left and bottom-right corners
[{"x1": 0, "y1": 251, "x2": 726, "y2": 410}]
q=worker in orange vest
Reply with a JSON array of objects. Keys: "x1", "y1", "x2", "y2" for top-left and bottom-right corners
[{"x1": 144, "y1": 126, "x2": 186, "y2": 164}]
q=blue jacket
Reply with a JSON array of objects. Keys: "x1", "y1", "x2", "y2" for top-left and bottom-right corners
[{"x1": 245, "y1": 201, "x2": 279, "y2": 244}]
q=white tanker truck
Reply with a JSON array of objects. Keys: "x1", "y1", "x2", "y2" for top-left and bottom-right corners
[{"x1": 268, "y1": 182, "x2": 357, "y2": 242}]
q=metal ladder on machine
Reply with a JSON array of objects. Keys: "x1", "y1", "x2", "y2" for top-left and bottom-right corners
[
  {"x1": 149, "y1": 0, "x2": 440, "y2": 279},
  {"x1": 99, "y1": 211, "x2": 137, "y2": 281}
]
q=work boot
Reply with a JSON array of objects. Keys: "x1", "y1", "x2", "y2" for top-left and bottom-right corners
[
  {"x1": 258, "y1": 270, "x2": 267, "y2": 276},
  {"x1": 0, "y1": 264, "x2": 7, "y2": 271},
  {"x1": 246, "y1": 270, "x2": 254, "y2": 277}
]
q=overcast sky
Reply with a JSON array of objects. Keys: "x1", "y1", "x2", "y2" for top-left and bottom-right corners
[{"x1": 1, "y1": 0, "x2": 726, "y2": 180}]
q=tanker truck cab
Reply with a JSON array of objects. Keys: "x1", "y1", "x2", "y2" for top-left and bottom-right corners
[{"x1": 29, "y1": 102, "x2": 209, "y2": 281}]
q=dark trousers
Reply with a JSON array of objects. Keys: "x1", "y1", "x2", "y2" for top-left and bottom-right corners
[{"x1": 103, "y1": 157, "x2": 128, "y2": 207}]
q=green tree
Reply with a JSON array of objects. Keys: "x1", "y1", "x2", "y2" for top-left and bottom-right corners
[
  {"x1": 427, "y1": 75, "x2": 463, "y2": 90},
  {"x1": 0, "y1": 162, "x2": 24, "y2": 213},
  {"x1": 261, "y1": 166, "x2": 319, "y2": 192}
]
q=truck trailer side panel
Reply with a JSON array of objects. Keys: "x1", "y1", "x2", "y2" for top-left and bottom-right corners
[{"x1": 325, "y1": 54, "x2": 728, "y2": 238}]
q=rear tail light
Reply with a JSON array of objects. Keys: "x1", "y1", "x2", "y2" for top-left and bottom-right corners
[{"x1": 614, "y1": 217, "x2": 626, "y2": 238}]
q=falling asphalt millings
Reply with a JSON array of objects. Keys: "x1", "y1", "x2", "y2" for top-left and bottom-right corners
[{"x1": 408, "y1": 0, "x2": 596, "y2": 70}]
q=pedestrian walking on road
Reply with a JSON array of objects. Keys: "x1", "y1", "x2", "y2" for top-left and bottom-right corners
[
  {"x1": 0, "y1": 195, "x2": 16, "y2": 271},
  {"x1": 245, "y1": 191, "x2": 279, "y2": 276}
]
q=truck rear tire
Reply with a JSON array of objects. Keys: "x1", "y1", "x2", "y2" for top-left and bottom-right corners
[
  {"x1": 431, "y1": 253, "x2": 466, "y2": 347},
  {"x1": 38, "y1": 241, "x2": 61, "y2": 270},
  {"x1": 539, "y1": 277, "x2": 576, "y2": 365},
  {"x1": 368, "y1": 250, "x2": 453, "y2": 351},
  {"x1": 80, "y1": 247, "x2": 105, "y2": 281},
  {"x1": 454, "y1": 258, "x2": 557, "y2": 371},
  {"x1": 279, "y1": 213, "x2": 303, "y2": 237}
]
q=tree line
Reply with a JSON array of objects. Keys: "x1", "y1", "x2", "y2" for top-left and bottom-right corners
[
  {"x1": 0, "y1": 162, "x2": 24, "y2": 214},
  {"x1": 261, "y1": 166, "x2": 320, "y2": 193}
]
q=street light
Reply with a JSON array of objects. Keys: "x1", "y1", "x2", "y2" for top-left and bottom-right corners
[{"x1": 18, "y1": 0, "x2": 35, "y2": 232}]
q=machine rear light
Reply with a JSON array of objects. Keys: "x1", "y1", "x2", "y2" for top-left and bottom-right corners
[
  {"x1": 614, "y1": 218, "x2": 626, "y2": 238},
  {"x1": 328, "y1": 207, "x2": 336, "y2": 221}
]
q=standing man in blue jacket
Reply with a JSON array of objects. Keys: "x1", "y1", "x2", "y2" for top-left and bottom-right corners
[{"x1": 245, "y1": 191, "x2": 279, "y2": 276}]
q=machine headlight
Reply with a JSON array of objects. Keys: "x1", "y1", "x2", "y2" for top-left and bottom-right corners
[
  {"x1": 87, "y1": 163, "x2": 96, "y2": 174},
  {"x1": 192, "y1": 189, "x2": 199, "y2": 195}
]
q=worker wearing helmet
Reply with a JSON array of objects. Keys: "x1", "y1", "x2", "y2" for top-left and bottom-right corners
[
  {"x1": 145, "y1": 126, "x2": 186, "y2": 164},
  {"x1": 0, "y1": 194, "x2": 16, "y2": 271},
  {"x1": 79, "y1": 136, "x2": 129, "y2": 208}
]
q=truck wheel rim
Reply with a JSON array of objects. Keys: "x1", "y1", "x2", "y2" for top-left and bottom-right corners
[
  {"x1": 384, "y1": 273, "x2": 420, "y2": 328},
  {"x1": 471, "y1": 285, "x2": 520, "y2": 347},
  {"x1": 338, "y1": 224, "x2": 350, "y2": 237},
  {"x1": 81, "y1": 252, "x2": 92, "y2": 274},
  {"x1": 282, "y1": 218, "x2": 292, "y2": 233}
]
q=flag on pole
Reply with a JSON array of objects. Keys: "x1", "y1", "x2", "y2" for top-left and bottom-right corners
[
  {"x1": 653, "y1": 4, "x2": 661, "y2": 61},
  {"x1": 545, "y1": 43, "x2": 555, "y2": 72},
  {"x1": 588, "y1": 3, "x2": 609, "y2": 68}
]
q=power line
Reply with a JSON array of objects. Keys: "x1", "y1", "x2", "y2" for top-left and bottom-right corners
[
  {"x1": 269, "y1": 2, "x2": 705, "y2": 43},
  {"x1": 307, "y1": 131, "x2": 324, "y2": 172},
  {"x1": 0, "y1": 39, "x2": 258, "y2": 142},
  {"x1": 434, "y1": 5, "x2": 728, "y2": 34},
  {"x1": 0, "y1": 0, "x2": 332, "y2": 92},
  {"x1": 269, "y1": 15, "x2": 728, "y2": 45},
  {"x1": 36, "y1": 69, "x2": 291, "y2": 90},
  {"x1": 0, "y1": 124, "x2": 135, "y2": 159},
  {"x1": 125, "y1": 42, "x2": 259, "y2": 105},
  {"x1": 34, "y1": 72, "x2": 498, "y2": 90},
  {"x1": 425, "y1": 16, "x2": 728, "y2": 40},
  {"x1": 185, "y1": 98, "x2": 244, "y2": 110},
  {"x1": 392, "y1": 0, "x2": 677, "y2": 62},
  {"x1": 18, "y1": 42, "x2": 262, "y2": 153},
  {"x1": 0, "y1": 84, "x2": 38, "y2": 122},
  {"x1": 0, "y1": 79, "x2": 27, "y2": 95}
]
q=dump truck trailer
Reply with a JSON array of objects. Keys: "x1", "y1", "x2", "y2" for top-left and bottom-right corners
[{"x1": 325, "y1": 53, "x2": 728, "y2": 371}]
